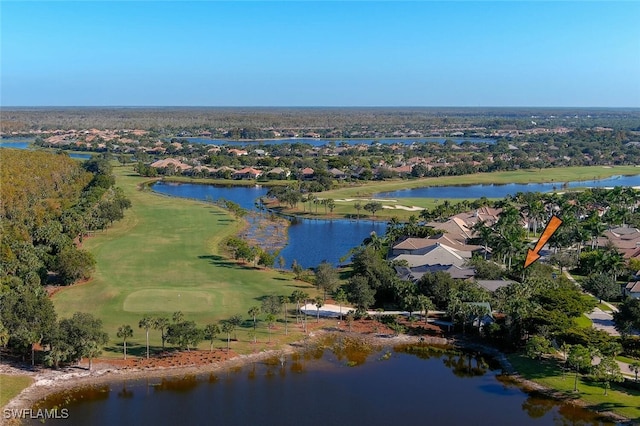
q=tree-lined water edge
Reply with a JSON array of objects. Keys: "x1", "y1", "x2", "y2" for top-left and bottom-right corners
[{"x1": 26, "y1": 340, "x2": 614, "y2": 426}]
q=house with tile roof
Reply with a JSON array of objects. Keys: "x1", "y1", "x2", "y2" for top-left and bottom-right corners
[
  {"x1": 150, "y1": 158, "x2": 192, "y2": 172},
  {"x1": 391, "y1": 243, "x2": 469, "y2": 268},
  {"x1": 391, "y1": 234, "x2": 483, "y2": 257},
  {"x1": 232, "y1": 167, "x2": 262, "y2": 180},
  {"x1": 623, "y1": 281, "x2": 640, "y2": 299}
]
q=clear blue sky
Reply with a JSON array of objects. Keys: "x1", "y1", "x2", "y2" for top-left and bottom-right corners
[{"x1": 2, "y1": 1, "x2": 639, "y2": 107}]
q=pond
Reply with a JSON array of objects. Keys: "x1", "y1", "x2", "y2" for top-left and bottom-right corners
[
  {"x1": 29, "y1": 341, "x2": 612, "y2": 426},
  {"x1": 152, "y1": 182, "x2": 386, "y2": 268},
  {"x1": 376, "y1": 174, "x2": 640, "y2": 199},
  {"x1": 0, "y1": 138, "x2": 31, "y2": 150},
  {"x1": 0, "y1": 138, "x2": 91, "y2": 160}
]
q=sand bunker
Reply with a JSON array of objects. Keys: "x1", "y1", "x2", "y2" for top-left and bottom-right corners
[{"x1": 382, "y1": 205, "x2": 424, "y2": 211}]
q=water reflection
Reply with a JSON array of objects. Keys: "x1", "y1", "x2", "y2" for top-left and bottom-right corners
[
  {"x1": 377, "y1": 175, "x2": 640, "y2": 199},
  {"x1": 152, "y1": 182, "x2": 387, "y2": 268},
  {"x1": 31, "y1": 338, "x2": 616, "y2": 425},
  {"x1": 151, "y1": 375, "x2": 198, "y2": 393}
]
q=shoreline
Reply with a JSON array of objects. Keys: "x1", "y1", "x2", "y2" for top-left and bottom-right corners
[
  {"x1": 1, "y1": 331, "x2": 632, "y2": 425},
  {"x1": 0, "y1": 331, "x2": 428, "y2": 425}
]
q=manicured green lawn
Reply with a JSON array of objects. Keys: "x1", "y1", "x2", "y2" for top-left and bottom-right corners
[
  {"x1": 321, "y1": 165, "x2": 640, "y2": 199},
  {"x1": 53, "y1": 166, "x2": 316, "y2": 356},
  {"x1": 508, "y1": 354, "x2": 640, "y2": 421},
  {"x1": 617, "y1": 355, "x2": 640, "y2": 365},
  {"x1": 0, "y1": 375, "x2": 33, "y2": 407},
  {"x1": 574, "y1": 314, "x2": 593, "y2": 329},
  {"x1": 263, "y1": 165, "x2": 638, "y2": 220},
  {"x1": 597, "y1": 303, "x2": 613, "y2": 312}
]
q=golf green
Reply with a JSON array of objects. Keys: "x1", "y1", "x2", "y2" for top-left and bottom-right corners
[
  {"x1": 123, "y1": 289, "x2": 214, "y2": 313},
  {"x1": 52, "y1": 167, "x2": 316, "y2": 348}
]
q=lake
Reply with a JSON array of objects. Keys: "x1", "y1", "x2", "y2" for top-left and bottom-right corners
[
  {"x1": 376, "y1": 174, "x2": 640, "y2": 199},
  {"x1": 0, "y1": 139, "x2": 31, "y2": 150},
  {"x1": 29, "y1": 341, "x2": 612, "y2": 426},
  {"x1": 151, "y1": 173, "x2": 640, "y2": 268},
  {"x1": 152, "y1": 182, "x2": 385, "y2": 268},
  {"x1": 0, "y1": 138, "x2": 91, "y2": 160}
]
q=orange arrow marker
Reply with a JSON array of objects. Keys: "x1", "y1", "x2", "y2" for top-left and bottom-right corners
[{"x1": 524, "y1": 215, "x2": 563, "y2": 269}]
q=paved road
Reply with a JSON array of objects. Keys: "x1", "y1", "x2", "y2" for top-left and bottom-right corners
[{"x1": 585, "y1": 308, "x2": 620, "y2": 336}]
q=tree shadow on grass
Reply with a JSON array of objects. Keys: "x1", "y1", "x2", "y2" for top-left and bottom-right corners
[
  {"x1": 198, "y1": 255, "x2": 258, "y2": 270},
  {"x1": 510, "y1": 355, "x2": 564, "y2": 380},
  {"x1": 104, "y1": 343, "x2": 165, "y2": 358},
  {"x1": 282, "y1": 283, "x2": 313, "y2": 289}
]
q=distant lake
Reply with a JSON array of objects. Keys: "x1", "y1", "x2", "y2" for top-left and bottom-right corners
[
  {"x1": 153, "y1": 181, "x2": 269, "y2": 211},
  {"x1": 0, "y1": 138, "x2": 31, "y2": 149},
  {"x1": 377, "y1": 174, "x2": 640, "y2": 199},
  {"x1": 29, "y1": 342, "x2": 612, "y2": 426},
  {"x1": 0, "y1": 138, "x2": 91, "y2": 160},
  {"x1": 152, "y1": 182, "x2": 385, "y2": 268},
  {"x1": 181, "y1": 137, "x2": 495, "y2": 147}
]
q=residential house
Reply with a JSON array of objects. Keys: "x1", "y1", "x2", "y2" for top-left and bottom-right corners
[
  {"x1": 623, "y1": 281, "x2": 640, "y2": 299},
  {"x1": 475, "y1": 279, "x2": 515, "y2": 293},
  {"x1": 395, "y1": 264, "x2": 475, "y2": 282},
  {"x1": 300, "y1": 167, "x2": 315, "y2": 180},
  {"x1": 391, "y1": 243, "x2": 470, "y2": 269},
  {"x1": 391, "y1": 234, "x2": 483, "y2": 257},
  {"x1": 150, "y1": 158, "x2": 192, "y2": 173},
  {"x1": 233, "y1": 167, "x2": 262, "y2": 180},
  {"x1": 328, "y1": 168, "x2": 347, "y2": 180},
  {"x1": 600, "y1": 226, "x2": 640, "y2": 258},
  {"x1": 266, "y1": 167, "x2": 291, "y2": 179},
  {"x1": 426, "y1": 218, "x2": 475, "y2": 244}
]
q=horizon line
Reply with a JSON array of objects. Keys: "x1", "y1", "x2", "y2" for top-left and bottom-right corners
[{"x1": 3, "y1": 105, "x2": 640, "y2": 110}]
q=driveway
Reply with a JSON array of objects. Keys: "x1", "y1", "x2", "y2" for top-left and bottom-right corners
[{"x1": 585, "y1": 308, "x2": 619, "y2": 336}]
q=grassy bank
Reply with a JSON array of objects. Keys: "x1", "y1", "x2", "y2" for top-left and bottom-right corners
[
  {"x1": 52, "y1": 166, "x2": 316, "y2": 357},
  {"x1": 163, "y1": 176, "x2": 291, "y2": 187},
  {"x1": 321, "y1": 165, "x2": 640, "y2": 199},
  {"x1": 508, "y1": 354, "x2": 640, "y2": 421},
  {"x1": 275, "y1": 165, "x2": 637, "y2": 220},
  {"x1": 0, "y1": 375, "x2": 33, "y2": 408}
]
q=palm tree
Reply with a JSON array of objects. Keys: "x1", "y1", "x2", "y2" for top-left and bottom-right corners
[
  {"x1": 472, "y1": 220, "x2": 494, "y2": 260},
  {"x1": 334, "y1": 288, "x2": 348, "y2": 321},
  {"x1": 229, "y1": 314, "x2": 242, "y2": 340},
  {"x1": 417, "y1": 295, "x2": 434, "y2": 325},
  {"x1": 524, "y1": 199, "x2": 545, "y2": 237},
  {"x1": 138, "y1": 315, "x2": 153, "y2": 359},
  {"x1": 630, "y1": 361, "x2": 640, "y2": 382},
  {"x1": 116, "y1": 325, "x2": 133, "y2": 360},
  {"x1": 153, "y1": 317, "x2": 170, "y2": 351},
  {"x1": 354, "y1": 201, "x2": 362, "y2": 220},
  {"x1": 363, "y1": 231, "x2": 384, "y2": 252},
  {"x1": 291, "y1": 290, "x2": 308, "y2": 323},
  {"x1": 265, "y1": 313, "x2": 276, "y2": 342},
  {"x1": 279, "y1": 296, "x2": 289, "y2": 335},
  {"x1": 221, "y1": 321, "x2": 234, "y2": 352},
  {"x1": 204, "y1": 324, "x2": 220, "y2": 352},
  {"x1": 584, "y1": 212, "x2": 605, "y2": 250},
  {"x1": 315, "y1": 296, "x2": 324, "y2": 323},
  {"x1": 326, "y1": 199, "x2": 336, "y2": 215},
  {"x1": 248, "y1": 306, "x2": 260, "y2": 332}
]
